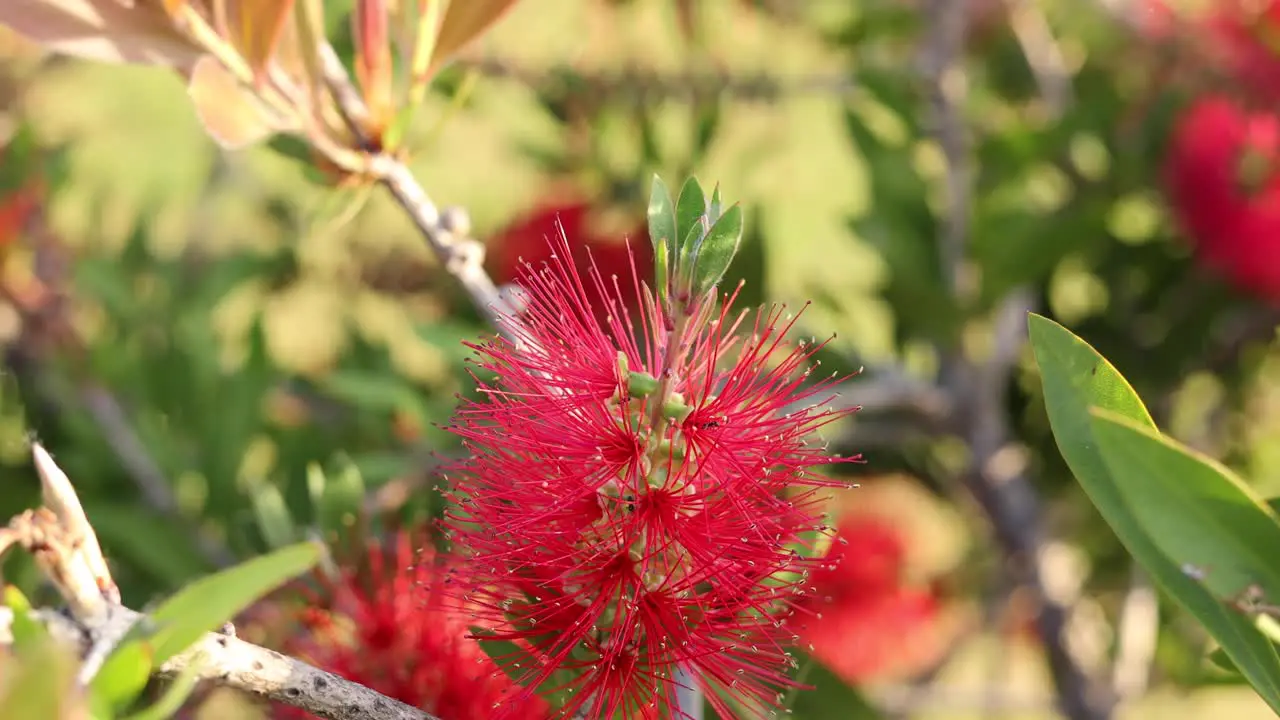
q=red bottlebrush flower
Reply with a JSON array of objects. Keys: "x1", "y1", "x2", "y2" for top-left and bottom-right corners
[
  {"x1": 443, "y1": 229, "x2": 858, "y2": 719},
  {"x1": 260, "y1": 531, "x2": 548, "y2": 720},
  {"x1": 486, "y1": 199, "x2": 651, "y2": 312},
  {"x1": 1164, "y1": 94, "x2": 1280, "y2": 302}
]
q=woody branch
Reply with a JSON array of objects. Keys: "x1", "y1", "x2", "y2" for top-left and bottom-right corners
[{"x1": 0, "y1": 443, "x2": 435, "y2": 720}]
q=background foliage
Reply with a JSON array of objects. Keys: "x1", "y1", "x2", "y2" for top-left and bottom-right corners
[{"x1": 4, "y1": 0, "x2": 1280, "y2": 717}]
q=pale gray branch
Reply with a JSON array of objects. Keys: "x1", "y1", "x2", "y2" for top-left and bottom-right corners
[
  {"x1": 0, "y1": 605, "x2": 435, "y2": 720},
  {"x1": 314, "y1": 45, "x2": 517, "y2": 343}
]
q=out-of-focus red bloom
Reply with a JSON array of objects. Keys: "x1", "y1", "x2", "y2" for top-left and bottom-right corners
[
  {"x1": 444, "y1": 230, "x2": 858, "y2": 719},
  {"x1": 0, "y1": 188, "x2": 37, "y2": 254},
  {"x1": 1164, "y1": 94, "x2": 1280, "y2": 302},
  {"x1": 262, "y1": 532, "x2": 548, "y2": 720},
  {"x1": 801, "y1": 514, "x2": 950, "y2": 684},
  {"x1": 486, "y1": 199, "x2": 651, "y2": 312},
  {"x1": 1202, "y1": 0, "x2": 1280, "y2": 103},
  {"x1": 1135, "y1": 0, "x2": 1179, "y2": 40}
]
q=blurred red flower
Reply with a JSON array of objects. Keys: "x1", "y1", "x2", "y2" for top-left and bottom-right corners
[
  {"x1": 0, "y1": 188, "x2": 37, "y2": 253},
  {"x1": 1203, "y1": 0, "x2": 1280, "y2": 104},
  {"x1": 259, "y1": 531, "x2": 548, "y2": 720},
  {"x1": 801, "y1": 513, "x2": 953, "y2": 684},
  {"x1": 1164, "y1": 94, "x2": 1280, "y2": 302},
  {"x1": 485, "y1": 197, "x2": 651, "y2": 313}
]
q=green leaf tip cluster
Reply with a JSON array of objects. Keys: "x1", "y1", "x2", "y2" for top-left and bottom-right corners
[{"x1": 648, "y1": 174, "x2": 745, "y2": 309}]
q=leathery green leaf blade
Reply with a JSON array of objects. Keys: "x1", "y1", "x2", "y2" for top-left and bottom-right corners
[
  {"x1": 1028, "y1": 314, "x2": 1280, "y2": 712},
  {"x1": 1089, "y1": 409, "x2": 1280, "y2": 602}
]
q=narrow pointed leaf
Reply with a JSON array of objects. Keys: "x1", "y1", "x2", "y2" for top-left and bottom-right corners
[
  {"x1": 1089, "y1": 409, "x2": 1280, "y2": 602},
  {"x1": 2, "y1": 586, "x2": 47, "y2": 650},
  {"x1": 647, "y1": 175, "x2": 677, "y2": 250},
  {"x1": 674, "y1": 177, "x2": 706, "y2": 257},
  {"x1": 147, "y1": 541, "x2": 322, "y2": 664},
  {"x1": 317, "y1": 459, "x2": 365, "y2": 540},
  {"x1": 692, "y1": 203, "x2": 744, "y2": 293},
  {"x1": 250, "y1": 482, "x2": 298, "y2": 549},
  {"x1": 90, "y1": 639, "x2": 154, "y2": 714},
  {"x1": 427, "y1": 0, "x2": 521, "y2": 74},
  {"x1": 1029, "y1": 314, "x2": 1280, "y2": 713},
  {"x1": 187, "y1": 56, "x2": 287, "y2": 149},
  {"x1": 0, "y1": 0, "x2": 202, "y2": 70},
  {"x1": 230, "y1": 1, "x2": 297, "y2": 76}
]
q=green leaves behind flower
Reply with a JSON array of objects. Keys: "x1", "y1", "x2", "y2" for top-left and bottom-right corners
[{"x1": 648, "y1": 175, "x2": 746, "y2": 306}]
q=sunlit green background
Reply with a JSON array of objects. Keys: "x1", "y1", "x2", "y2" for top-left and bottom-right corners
[{"x1": 1, "y1": 0, "x2": 1279, "y2": 717}]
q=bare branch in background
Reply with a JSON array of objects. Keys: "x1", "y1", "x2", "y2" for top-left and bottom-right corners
[
  {"x1": 1004, "y1": 0, "x2": 1074, "y2": 114},
  {"x1": 918, "y1": 2, "x2": 1114, "y2": 718},
  {"x1": 0, "y1": 443, "x2": 434, "y2": 720},
  {"x1": 920, "y1": 0, "x2": 973, "y2": 300},
  {"x1": 314, "y1": 46, "x2": 518, "y2": 343},
  {"x1": 457, "y1": 56, "x2": 861, "y2": 104},
  {"x1": 1111, "y1": 566, "x2": 1158, "y2": 700}
]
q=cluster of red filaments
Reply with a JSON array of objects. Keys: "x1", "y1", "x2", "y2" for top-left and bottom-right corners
[
  {"x1": 443, "y1": 229, "x2": 859, "y2": 719},
  {"x1": 268, "y1": 532, "x2": 546, "y2": 720}
]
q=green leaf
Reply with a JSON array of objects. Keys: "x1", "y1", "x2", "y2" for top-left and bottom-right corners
[
  {"x1": 90, "y1": 639, "x2": 154, "y2": 714},
  {"x1": 1210, "y1": 646, "x2": 1241, "y2": 674},
  {"x1": 3, "y1": 586, "x2": 48, "y2": 650},
  {"x1": 1089, "y1": 410, "x2": 1280, "y2": 602},
  {"x1": 691, "y1": 204, "x2": 744, "y2": 294},
  {"x1": 118, "y1": 655, "x2": 204, "y2": 720},
  {"x1": 316, "y1": 459, "x2": 365, "y2": 540},
  {"x1": 647, "y1": 175, "x2": 678, "y2": 251},
  {"x1": 674, "y1": 176, "x2": 707, "y2": 257},
  {"x1": 654, "y1": 237, "x2": 670, "y2": 302},
  {"x1": 148, "y1": 541, "x2": 322, "y2": 664},
  {"x1": 250, "y1": 482, "x2": 297, "y2": 550},
  {"x1": 1029, "y1": 314, "x2": 1280, "y2": 713},
  {"x1": 706, "y1": 184, "x2": 724, "y2": 226}
]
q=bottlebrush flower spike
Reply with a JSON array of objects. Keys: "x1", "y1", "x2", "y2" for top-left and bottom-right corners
[
  {"x1": 258, "y1": 530, "x2": 548, "y2": 720},
  {"x1": 443, "y1": 177, "x2": 860, "y2": 719}
]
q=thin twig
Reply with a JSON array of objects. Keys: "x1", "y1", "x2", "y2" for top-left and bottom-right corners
[
  {"x1": 455, "y1": 56, "x2": 861, "y2": 105},
  {"x1": 4, "y1": 215, "x2": 237, "y2": 570},
  {"x1": 314, "y1": 45, "x2": 517, "y2": 343},
  {"x1": 920, "y1": 0, "x2": 972, "y2": 300},
  {"x1": 77, "y1": 386, "x2": 237, "y2": 568}
]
